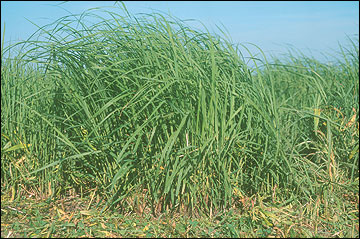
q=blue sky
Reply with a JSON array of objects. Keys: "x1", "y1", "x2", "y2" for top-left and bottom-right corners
[{"x1": 1, "y1": 1, "x2": 359, "y2": 62}]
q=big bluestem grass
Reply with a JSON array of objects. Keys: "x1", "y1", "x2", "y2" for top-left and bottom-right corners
[{"x1": 1, "y1": 3, "x2": 358, "y2": 216}]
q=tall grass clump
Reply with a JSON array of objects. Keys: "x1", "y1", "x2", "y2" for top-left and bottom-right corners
[{"x1": 1, "y1": 3, "x2": 358, "y2": 218}]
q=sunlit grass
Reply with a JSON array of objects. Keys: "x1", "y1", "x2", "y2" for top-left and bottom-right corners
[{"x1": 1, "y1": 2, "x2": 358, "y2": 237}]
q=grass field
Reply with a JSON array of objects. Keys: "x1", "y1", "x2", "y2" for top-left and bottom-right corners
[{"x1": 1, "y1": 3, "x2": 359, "y2": 237}]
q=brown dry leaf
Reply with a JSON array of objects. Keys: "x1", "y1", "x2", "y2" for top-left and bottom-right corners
[
  {"x1": 101, "y1": 222, "x2": 107, "y2": 229},
  {"x1": 67, "y1": 212, "x2": 75, "y2": 223},
  {"x1": 345, "y1": 107, "x2": 357, "y2": 129},
  {"x1": 48, "y1": 181, "x2": 52, "y2": 197},
  {"x1": 57, "y1": 207, "x2": 66, "y2": 215}
]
